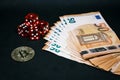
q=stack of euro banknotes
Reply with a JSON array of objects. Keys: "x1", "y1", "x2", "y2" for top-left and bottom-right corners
[{"x1": 42, "y1": 11, "x2": 120, "y2": 75}]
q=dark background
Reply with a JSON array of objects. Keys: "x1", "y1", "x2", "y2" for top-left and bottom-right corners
[{"x1": 0, "y1": 0, "x2": 120, "y2": 80}]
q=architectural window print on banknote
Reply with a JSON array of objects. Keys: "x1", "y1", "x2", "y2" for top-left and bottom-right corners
[
  {"x1": 76, "y1": 23, "x2": 111, "y2": 47},
  {"x1": 68, "y1": 14, "x2": 120, "y2": 59}
]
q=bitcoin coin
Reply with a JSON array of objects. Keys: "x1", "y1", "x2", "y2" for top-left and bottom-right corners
[{"x1": 11, "y1": 46, "x2": 35, "y2": 62}]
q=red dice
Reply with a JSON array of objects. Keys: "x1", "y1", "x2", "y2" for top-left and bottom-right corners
[
  {"x1": 25, "y1": 13, "x2": 39, "y2": 22},
  {"x1": 17, "y1": 13, "x2": 49, "y2": 40},
  {"x1": 38, "y1": 20, "x2": 49, "y2": 36},
  {"x1": 28, "y1": 25, "x2": 40, "y2": 40},
  {"x1": 17, "y1": 23, "x2": 29, "y2": 37}
]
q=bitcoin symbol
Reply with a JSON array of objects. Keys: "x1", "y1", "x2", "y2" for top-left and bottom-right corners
[{"x1": 11, "y1": 46, "x2": 35, "y2": 62}]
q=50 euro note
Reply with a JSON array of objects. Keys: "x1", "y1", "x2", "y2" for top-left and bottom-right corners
[
  {"x1": 111, "y1": 61, "x2": 120, "y2": 75},
  {"x1": 70, "y1": 23, "x2": 120, "y2": 59},
  {"x1": 42, "y1": 41, "x2": 93, "y2": 66},
  {"x1": 43, "y1": 30, "x2": 83, "y2": 63},
  {"x1": 44, "y1": 21, "x2": 69, "y2": 44},
  {"x1": 61, "y1": 11, "x2": 120, "y2": 59},
  {"x1": 42, "y1": 11, "x2": 120, "y2": 75},
  {"x1": 89, "y1": 52, "x2": 120, "y2": 71},
  {"x1": 43, "y1": 30, "x2": 92, "y2": 65},
  {"x1": 44, "y1": 29, "x2": 81, "y2": 58},
  {"x1": 59, "y1": 12, "x2": 107, "y2": 52},
  {"x1": 44, "y1": 23, "x2": 79, "y2": 53}
]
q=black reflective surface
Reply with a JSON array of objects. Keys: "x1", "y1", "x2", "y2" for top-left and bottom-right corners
[{"x1": 0, "y1": 0, "x2": 120, "y2": 80}]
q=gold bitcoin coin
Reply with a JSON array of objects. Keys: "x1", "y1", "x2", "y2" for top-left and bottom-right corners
[{"x1": 11, "y1": 46, "x2": 35, "y2": 62}]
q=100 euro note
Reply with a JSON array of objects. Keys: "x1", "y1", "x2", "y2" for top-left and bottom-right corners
[{"x1": 61, "y1": 11, "x2": 120, "y2": 59}]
